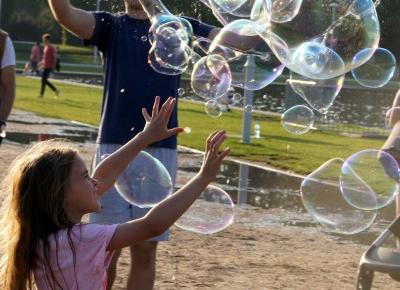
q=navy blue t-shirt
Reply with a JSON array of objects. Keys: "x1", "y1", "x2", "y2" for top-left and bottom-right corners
[{"x1": 85, "y1": 12, "x2": 213, "y2": 148}]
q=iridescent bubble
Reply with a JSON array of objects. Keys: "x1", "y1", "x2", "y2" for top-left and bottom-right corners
[
  {"x1": 209, "y1": 19, "x2": 285, "y2": 90},
  {"x1": 264, "y1": 0, "x2": 380, "y2": 79},
  {"x1": 148, "y1": 14, "x2": 193, "y2": 45},
  {"x1": 175, "y1": 185, "x2": 235, "y2": 234},
  {"x1": 289, "y1": 71, "x2": 344, "y2": 114},
  {"x1": 270, "y1": 0, "x2": 303, "y2": 23},
  {"x1": 178, "y1": 88, "x2": 185, "y2": 96},
  {"x1": 153, "y1": 25, "x2": 192, "y2": 69},
  {"x1": 141, "y1": 35, "x2": 148, "y2": 42},
  {"x1": 281, "y1": 105, "x2": 314, "y2": 135},
  {"x1": 351, "y1": 48, "x2": 396, "y2": 88},
  {"x1": 148, "y1": 47, "x2": 186, "y2": 75},
  {"x1": 301, "y1": 158, "x2": 377, "y2": 235},
  {"x1": 232, "y1": 93, "x2": 243, "y2": 104},
  {"x1": 191, "y1": 54, "x2": 232, "y2": 99},
  {"x1": 288, "y1": 41, "x2": 345, "y2": 80},
  {"x1": 114, "y1": 151, "x2": 173, "y2": 208},
  {"x1": 340, "y1": 149, "x2": 400, "y2": 210},
  {"x1": 244, "y1": 104, "x2": 253, "y2": 113},
  {"x1": 205, "y1": 99, "x2": 223, "y2": 118}
]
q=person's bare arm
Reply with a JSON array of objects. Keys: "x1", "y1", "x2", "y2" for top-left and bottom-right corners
[
  {"x1": 0, "y1": 66, "x2": 15, "y2": 120},
  {"x1": 107, "y1": 130, "x2": 230, "y2": 250},
  {"x1": 47, "y1": 0, "x2": 95, "y2": 40}
]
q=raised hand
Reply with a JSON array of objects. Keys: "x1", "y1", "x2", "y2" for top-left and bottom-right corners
[
  {"x1": 142, "y1": 96, "x2": 183, "y2": 143},
  {"x1": 199, "y1": 130, "x2": 230, "y2": 182}
]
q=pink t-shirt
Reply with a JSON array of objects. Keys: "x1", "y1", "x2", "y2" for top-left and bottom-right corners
[
  {"x1": 43, "y1": 44, "x2": 56, "y2": 69},
  {"x1": 30, "y1": 45, "x2": 41, "y2": 62},
  {"x1": 34, "y1": 223, "x2": 117, "y2": 290}
]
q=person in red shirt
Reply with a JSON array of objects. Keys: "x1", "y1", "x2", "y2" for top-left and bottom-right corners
[{"x1": 38, "y1": 33, "x2": 59, "y2": 98}]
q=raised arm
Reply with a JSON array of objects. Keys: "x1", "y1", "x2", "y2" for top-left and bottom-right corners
[
  {"x1": 47, "y1": 0, "x2": 95, "y2": 40},
  {"x1": 92, "y1": 97, "x2": 183, "y2": 195},
  {"x1": 0, "y1": 66, "x2": 15, "y2": 122},
  {"x1": 107, "y1": 130, "x2": 230, "y2": 250}
]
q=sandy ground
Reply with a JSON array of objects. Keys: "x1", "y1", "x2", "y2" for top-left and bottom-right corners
[{"x1": 1, "y1": 111, "x2": 400, "y2": 289}]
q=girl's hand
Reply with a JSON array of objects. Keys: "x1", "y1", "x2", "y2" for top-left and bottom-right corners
[
  {"x1": 142, "y1": 96, "x2": 183, "y2": 144},
  {"x1": 198, "y1": 130, "x2": 230, "y2": 182}
]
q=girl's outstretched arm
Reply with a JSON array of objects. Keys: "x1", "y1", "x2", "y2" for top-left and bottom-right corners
[
  {"x1": 107, "y1": 130, "x2": 230, "y2": 250},
  {"x1": 92, "y1": 96, "x2": 183, "y2": 196}
]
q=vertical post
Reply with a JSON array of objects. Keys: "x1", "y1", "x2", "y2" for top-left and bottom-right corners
[
  {"x1": 93, "y1": 0, "x2": 101, "y2": 64},
  {"x1": 242, "y1": 55, "x2": 255, "y2": 144},
  {"x1": 237, "y1": 163, "x2": 249, "y2": 204}
]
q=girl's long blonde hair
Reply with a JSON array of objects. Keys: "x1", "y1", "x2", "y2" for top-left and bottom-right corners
[{"x1": 0, "y1": 140, "x2": 78, "y2": 289}]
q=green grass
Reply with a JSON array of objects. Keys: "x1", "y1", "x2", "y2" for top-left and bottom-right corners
[{"x1": 14, "y1": 76, "x2": 385, "y2": 175}]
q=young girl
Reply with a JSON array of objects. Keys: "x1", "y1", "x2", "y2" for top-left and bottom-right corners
[{"x1": 0, "y1": 96, "x2": 230, "y2": 289}]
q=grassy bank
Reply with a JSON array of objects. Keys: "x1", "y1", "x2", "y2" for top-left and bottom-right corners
[{"x1": 14, "y1": 76, "x2": 385, "y2": 174}]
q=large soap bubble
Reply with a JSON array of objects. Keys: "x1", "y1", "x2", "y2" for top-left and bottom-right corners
[
  {"x1": 114, "y1": 151, "x2": 173, "y2": 208},
  {"x1": 288, "y1": 71, "x2": 344, "y2": 114},
  {"x1": 351, "y1": 47, "x2": 396, "y2": 88},
  {"x1": 301, "y1": 158, "x2": 377, "y2": 235},
  {"x1": 175, "y1": 185, "x2": 235, "y2": 234},
  {"x1": 263, "y1": 0, "x2": 380, "y2": 79},
  {"x1": 270, "y1": 0, "x2": 303, "y2": 23},
  {"x1": 191, "y1": 54, "x2": 232, "y2": 99},
  {"x1": 209, "y1": 19, "x2": 285, "y2": 90},
  {"x1": 340, "y1": 149, "x2": 400, "y2": 210},
  {"x1": 281, "y1": 105, "x2": 314, "y2": 135}
]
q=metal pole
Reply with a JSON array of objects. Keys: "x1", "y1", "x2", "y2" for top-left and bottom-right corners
[
  {"x1": 237, "y1": 163, "x2": 249, "y2": 204},
  {"x1": 242, "y1": 55, "x2": 255, "y2": 144},
  {"x1": 93, "y1": 0, "x2": 101, "y2": 64}
]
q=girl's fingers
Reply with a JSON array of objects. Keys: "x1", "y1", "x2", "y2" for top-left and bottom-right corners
[
  {"x1": 166, "y1": 127, "x2": 184, "y2": 137},
  {"x1": 206, "y1": 130, "x2": 220, "y2": 152},
  {"x1": 218, "y1": 147, "x2": 231, "y2": 162},
  {"x1": 159, "y1": 97, "x2": 173, "y2": 118},
  {"x1": 142, "y1": 108, "x2": 151, "y2": 122},
  {"x1": 152, "y1": 96, "x2": 160, "y2": 117},
  {"x1": 162, "y1": 97, "x2": 176, "y2": 120}
]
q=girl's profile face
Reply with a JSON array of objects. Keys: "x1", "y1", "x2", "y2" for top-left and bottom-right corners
[{"x1": 64, "y1": 155, "x2": 100, "y2": 222}]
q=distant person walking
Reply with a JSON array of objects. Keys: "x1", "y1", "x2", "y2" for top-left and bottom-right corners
[
  {"x1": 30, "y1": 41, "x2": 41, "y2": 75},
  {"x1": 38, "y1": 33, "x2": 59, "y2": 98},
  {"x1": 0, "y1": 28, "x2": 16, "y2": 145}
]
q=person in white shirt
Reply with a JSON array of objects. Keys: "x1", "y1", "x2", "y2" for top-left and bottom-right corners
[{"x1": 0, "y1": 30, "x2": 16, "y2": 145}]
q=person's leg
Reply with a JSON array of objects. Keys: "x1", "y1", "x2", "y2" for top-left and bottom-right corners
[
  {"x1": 43, "y1": 69, "x2": 59, "y2": 95},
  {"x1": 107, "y1": 248, "x2": 122, "y2": 290},
  {"x1": 127, "y1": 242, "x2": 158, "y2": 290},
  {"x1": 39, "y1": 69, "x2": 50, "y2": 97}
]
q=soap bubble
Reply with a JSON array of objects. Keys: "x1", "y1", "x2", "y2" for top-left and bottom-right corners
[
  {"x1": 191, "y1": 54, "x2": 232, "y2": 99},
  {"x1": 141, "y1": 35, "x2": 148, "y2": 42},
  {"x1": 175, "y1": 185, "x2": 235, "y2": 234},
  {"x1": 205, "y1": 99, "x2": 223, "y2": 118},
  {"x1": 288, "y1": 71, "x2": 344, "y2": 114},
  {"x1": 114, "y1": 151, "x2": 173, "y2": 208},
  {"x1": 184, "y1": 127, "x2": 192, "y2": 134},
  {"x1": 178, "y1": 88, "x2": 185, "y2": 96},
  {"x1": 351, "y1": 48, "x2": 396, "y2": 88},
  {"x1": 270, "y1": 0, "x2": 303, "y2": 23},
  {"x1": 209, "y1": 19, "x2": 284, "y2": 90},
  {"x1": 244, "y1": 104, "x2": 253, "y2": 113},
  {"x1": 281, "y1": 105, "x2": 314, "y2": 135},
  {"x1": 232, "y1": 92, "x2": 243, "y2": 104},
  {"x1": 265, "y1": 0, "x2": 380, "y2": 79},
  {"x1": 301, "y1": 158, "x2": 377, "y2": 235},
  {"x1": 340, "y1": 149, "x2": 400, "y2": 210}
]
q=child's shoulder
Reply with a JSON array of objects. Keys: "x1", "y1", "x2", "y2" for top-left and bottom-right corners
[{"x1": 68, "y1": 223, "x2": 118, "y2": 243}]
